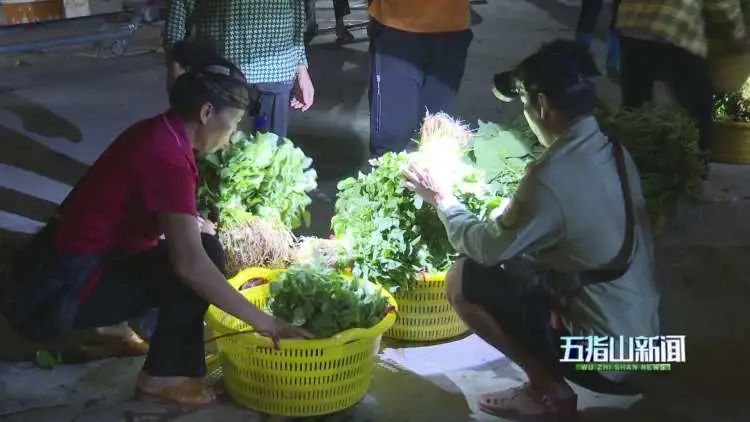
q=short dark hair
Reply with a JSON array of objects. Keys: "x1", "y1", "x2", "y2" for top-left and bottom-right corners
[
  {"x1": 494, "y1": 40, "x2": 600, "y2": 119},
  {"x1": 168, "y1": 39, "x2": 255, "y2": 117}
]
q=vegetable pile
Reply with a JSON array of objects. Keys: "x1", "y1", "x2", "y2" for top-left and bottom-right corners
[
  {"x1": 198, "y1": 131, "x2": 318, "y2": 230},
  {"x1": 267, "y1": 263, "x2": 389, "y2": 338},
  {"x1": 333, "y1": 114, "x2": 502, "y2": 293},
  {"x1": 468, "y1": 120, "x2": 539, "y2": 197},
  {"x1": 595, "y1": 104, "x2": 704, "y2": 230},
  {"x1": 197, "y1": 132, "x2": 318, "y2": 274}
]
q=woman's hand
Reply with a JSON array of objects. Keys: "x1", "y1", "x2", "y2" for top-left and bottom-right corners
[
  {"x1": 403, "y1": 163, "x2": 452, "y2": 207},
  {"x1": 250, "y1": 312, "x2": 313, "y2": 349},
  {"x1": 196, "y1": 217, "x2": 216, "y2": 236},
  {"x1": 291, "y1": 65, "x2": 315, "y2": 111}
]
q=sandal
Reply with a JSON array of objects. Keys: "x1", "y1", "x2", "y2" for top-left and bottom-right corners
[
  {"x1": 136, "y1": 378, "x2": 216, "y2": 407},
  {"x1": 478, "y1": 383, "x2": 577, "y2": 422}
]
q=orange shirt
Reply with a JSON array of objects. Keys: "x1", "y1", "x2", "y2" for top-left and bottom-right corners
[{"x1": 369, "y1": 0, "x2": 471, "y2": 33}]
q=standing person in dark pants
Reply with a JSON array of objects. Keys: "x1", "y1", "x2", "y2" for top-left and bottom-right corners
[
  {"x1": 576, "y1": 0, "x2": 621, "y2": 79},
  {"x1": 165, "y1": 0, "x2": 315, "y2": 139},
  {"x1": 334, "y1": 0, "x2": 354, "y2": 43},
  {"x1": 5, "y1": 50, "x2": 309, "y2": 406},
  {"x1": 368, "y1": 0, "x2": 473, "y2": 157},
  {"x1": 616, "y1": 0, "x2": 749, "y2": 200}
]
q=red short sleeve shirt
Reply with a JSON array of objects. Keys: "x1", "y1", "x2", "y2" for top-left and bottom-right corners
[{"x1": 54, "y1": 112, "x2": 198, "y2": 254}]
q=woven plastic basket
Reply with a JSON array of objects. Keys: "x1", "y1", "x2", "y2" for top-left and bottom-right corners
[
  {"x1": 385, "y1": 272, "x2": 468, "y2": 342},
  {"x1": 205, "y1": 268, "x2": 397, "y2": 417},
  {"x1": 712, "y1": 121, "x2": 750, "y2": 164}
]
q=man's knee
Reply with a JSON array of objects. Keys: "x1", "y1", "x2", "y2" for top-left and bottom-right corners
[{"x1": 200, "y1": 234, "x2": 226, "y2": 273}]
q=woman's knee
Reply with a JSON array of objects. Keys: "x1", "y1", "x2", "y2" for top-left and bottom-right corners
[
  {"x1": 445, "y1": 258, "x2": 468, "y2": 308},
  {"x1": 200, "y1": 234, "x2": 226, "y2": 272}
]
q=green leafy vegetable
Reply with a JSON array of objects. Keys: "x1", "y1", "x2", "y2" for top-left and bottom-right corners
[
  {"x1": 35, "y1": 350, "x2": 61, "y2": 369},
  {"x1": 469, "y1": 120, "x2": 539, "y2": 197},
  {"x1": 198, "y1": 132, "x2": 318, "y2": 230},
  {"x1": 268, "y1": 263, "x2": 389, "y2": 338},
  {"x1": 333, "y1": 154, "x2": 499, "y2": 293}
]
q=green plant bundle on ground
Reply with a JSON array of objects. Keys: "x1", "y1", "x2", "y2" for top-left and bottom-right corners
[
  {"x1": 333, "y1": 114, "x2": 502, "y2": 293},
  {"x1": 198, "y1": 132, "x2": 318, "y2": 230},
  {"x1": 595, "y1": 104, "x2": 705, "y2": 218},
  {"x1": 268, "y1": 263, "x2": 389, "y2": 338}
]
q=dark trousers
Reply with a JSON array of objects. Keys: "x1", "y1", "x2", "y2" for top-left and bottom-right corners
[
  {"x1": 576, "y1": 0, "x2": 621, "y2": 71},
  {"x1": 253, "y1": 82, "x2": 293, "y2": 140},
  {"x1": 368, "y1": 21, "x2": 473, "y2": 156},
  {"x1": 620, "y1": 36, "x2": 713, "y2": 152},
  {"x1": 73, "y1": 234, "x2": 225, "y2": 378},
  {"x1": 576, "y1": 0, "x2": 619, "y2": 35},
  {"x1": 334, "y1": 0, "x2": 350, "y2": 21}
]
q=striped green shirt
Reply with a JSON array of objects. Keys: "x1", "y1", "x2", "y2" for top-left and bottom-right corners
[{"x1": 164, "y1": 0, "x2": 308, "y2": 84}]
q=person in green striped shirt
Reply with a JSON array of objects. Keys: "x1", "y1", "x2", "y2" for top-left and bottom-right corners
[{"x1": 164, "y1": 0, "x2": 315, "y2": 138}]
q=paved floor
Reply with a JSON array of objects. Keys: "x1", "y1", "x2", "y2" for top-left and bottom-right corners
[{"x1": 1, "y1": 1, "x2": 750, "y2": 421}]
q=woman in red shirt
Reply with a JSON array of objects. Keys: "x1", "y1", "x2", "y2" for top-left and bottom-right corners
[{"x1": 7, "y1": 45, "x2": 309, "y2": 406}]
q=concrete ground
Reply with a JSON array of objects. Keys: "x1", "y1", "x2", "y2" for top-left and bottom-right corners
[{"x1": 1, "y1": 1, "x2": 750, "y2": 421}]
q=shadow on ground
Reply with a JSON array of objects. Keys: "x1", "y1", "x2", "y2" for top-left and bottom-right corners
[{"x1": 0, "y1": 90, "x2": 83, "y2": 143}]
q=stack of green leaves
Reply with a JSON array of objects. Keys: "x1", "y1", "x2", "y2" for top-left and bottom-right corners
[
  {"x1": 198, "y1": 132, "x2": 318, "y2": 230},
  {"x1": 595, "y1": 104, "x2": 705, "y2": 227},
  {"x1": 468, "y1": 120, "x2": 540, "y2": 197},
  {"x1": 332, "y1": 151, "x2": 498, "y2": 293},
  {"x1": 268, "y1": 263, "x2": 389, "y2": 338}
]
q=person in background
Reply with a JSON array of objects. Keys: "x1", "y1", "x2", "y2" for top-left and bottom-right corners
[
  {"x1": 575, "y1": 0, "x2": 621, "y2": 80},
  {"x1": 164, "y1": 0, "x2": 315, "y2": 139},
  {"x1": 334, "y1": 0, "x2": 355, "y2": 43},
  {"x1": 5, "y1": 48, "x2": 309, "y2": 406},
  {"x1": 368, "y1": 0, "x2": 473, "y2": 157},
  {"x1": 616, "y1": 0, "x2": 749, "y2": 199},
  {"x1": 405, "y1": 40, "x2": 659, "y2": 420}
]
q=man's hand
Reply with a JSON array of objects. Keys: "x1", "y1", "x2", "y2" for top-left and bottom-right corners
[
  {"x1": 291, "y1": 65, "x2": 315, "y2": 111},
  {"x1": 403, "y1": 163, "x2": 452, "y2": 207},
  {"x1": 251, "y1": 312, "x2": 313, "y2": 349}
]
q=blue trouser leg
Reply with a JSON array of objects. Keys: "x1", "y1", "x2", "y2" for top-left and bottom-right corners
[
  {"x1": 368, "y1": 22, "x2": 472, "y2": 157},
  {"x1": 369, "y1": 22, "x2": 426, "y2": 156},
  {"x1": 576, "y1": 0, "x2": 603, "y2": 48}
]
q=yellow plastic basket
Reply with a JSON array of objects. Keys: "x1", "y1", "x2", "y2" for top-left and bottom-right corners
[
  {"x1": 205, "y1": 268, "x2": 397, "y2": 417},
  {"x1": 385, "y1": 272, "x2": 469, "y2": 342}
]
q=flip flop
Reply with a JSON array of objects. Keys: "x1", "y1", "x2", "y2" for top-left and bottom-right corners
[
  {"x1": 478, "y1": 383, "x2": 577, "y2": 422},
  {"x1": 136, "y1": 379, "x2": 217, "y2": 407}
]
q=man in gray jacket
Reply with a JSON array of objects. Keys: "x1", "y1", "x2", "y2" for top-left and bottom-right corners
[{"x1": 405, "y1": 40, "x2": 660, "y2": 421}]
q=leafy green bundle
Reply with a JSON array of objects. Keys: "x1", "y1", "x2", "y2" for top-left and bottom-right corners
[
  {"x1": 268, "y1": 263, "x2": 389, "y2": 338},
  {"x1": 468, "y1": 120, "x2": 539, "y2": 197},
  {"x1": 595, "y1": 104, "x2": 704, "y2": 230},
  {"x1": 198, "y1": 132, "x2": 318, "y2": 230},
  {"x1": 333, "y1": 154, "x2": 499, "y2": 293}
]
